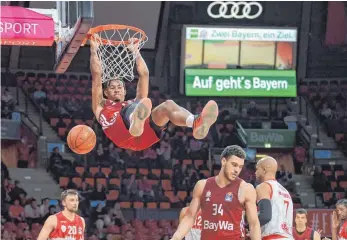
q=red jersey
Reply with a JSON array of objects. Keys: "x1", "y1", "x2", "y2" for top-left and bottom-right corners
[
  {"x1": 200, "y1": 177, "x2": 246, "y2": 240},
  {"x1": 99, "y1": 99, "x2": 160, "y2": 151},
  {"x1": 48, "y1": 211, "x2": 84, "y2": 240},
  {"x1": 338, "y1": 221, "x2": 347, "y2": 240},
  {"x1": 293, "y1": 227, "x2": 313, "y2": 240}
]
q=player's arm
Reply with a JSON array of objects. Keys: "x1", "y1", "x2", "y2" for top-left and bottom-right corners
[
  {"x1": 129, "y1": 39, "x2": 149, "y2": 100},
  {"x1": 171, "y1": 180, "x2": 205, "y2": 240},
  {"x1": 90, "y1": 40, "x2": 105, "y2": 121},
  {"x1": 244, "y1": 183, "x2": 261, "y2": 240},
  {"x1": 179, "y1": 207, "x2": 188, "y2": 223},
  {"x1": 37, "y1": 215, "x2": 57, "y2": 240},
  {"x1": 255, "y1": 182, "x2": 272, "y2": 226}
]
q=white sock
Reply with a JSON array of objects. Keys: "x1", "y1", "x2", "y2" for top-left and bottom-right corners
[{"x1": 185, "y1": 115, "x2": 194, "y2": 128}]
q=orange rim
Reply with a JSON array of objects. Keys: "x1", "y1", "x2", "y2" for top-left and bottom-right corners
[{"x1": 85, "y1": 24, "x2": 147, "y2": 46}]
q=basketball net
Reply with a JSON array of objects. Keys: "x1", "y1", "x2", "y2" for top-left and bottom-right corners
[{"x1": 89, "y1": 26, "x2": 148, "y2": 83}]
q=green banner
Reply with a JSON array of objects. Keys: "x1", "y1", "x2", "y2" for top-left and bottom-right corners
[
  {"x1": 238, "y1": 129, "x2": 296, "y2": 148},
  {"x1": 185, "y1": 69, "x2": 297, "y2": 97}
]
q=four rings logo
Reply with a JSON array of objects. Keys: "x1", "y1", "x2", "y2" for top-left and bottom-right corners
[{"x1": 207, "y1": 1, "x2": 263, "y2": 19}]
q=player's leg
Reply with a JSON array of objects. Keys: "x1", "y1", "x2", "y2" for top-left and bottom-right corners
[
  {"x1": 121, "y1": 98, "x2": 152, "y2": 137},
  {"x1": 151, "y1": 99, "x2": 219, "y2": 139}
]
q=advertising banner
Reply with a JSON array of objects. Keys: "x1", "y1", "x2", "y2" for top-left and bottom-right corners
[
  {"x1": 305, "y1": 209, "x2": 333, "y2": 237},
  {"x1": 1, "y1": 119, "x2": 21, "y2": 140},
  {"x1": 238, "y1": 128, "x2": 296, "y2": 148},
  {"x1": 185, "y1": 69, "x2": 297, "y2": 97},
  {"x1": 0, "y1": 6, "x2": 54, "y2": 46}
]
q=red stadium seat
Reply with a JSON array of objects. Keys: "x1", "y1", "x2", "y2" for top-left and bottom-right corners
[
  {"x1": 126, "y1": 168, "x2": 137, "y2": 174},
  {"x1": 75, "y1": 166, "x2": 85, "y2": 176},
  {"x1": 120, "y1": 202, "x2": 131, "y2": 208},
  {"x1": 59, "y1": 177, "x2": 69, "y2": 188},
  {"x1": 109, "y1": 178, "x2": 121, "y2": 187},
  {"x1": 89, "y1": 167, "x2": 99, "y2": 177},
  {"x1": 323, "y1": 192, "x2": 333, "y2": 202},
  {"x1": 96, "y1": 178, "x2": 107, "y2": 187},
  {"x1": 101, "y1": 167, "x2": 111, "y2": 177},
  {"x1": 163, "y1": 169, "x2": 173, "y2": 177},
  {"x1": 194, "y1": 160, "x2": 204, "y2": 169},
  {"x1": 50, "y1": 118, "x2": 59, "y2": 127},
  {"x1": 200, "y1": 170, "x2": 211, "y2": 177},
  {"x1": 139, "y1": 168, "x2": 149, "y2": 176},
  {"x1": 160, "y1": 202, "x2": 170, "y2": 209},
  {"x1": 85, "y1": 177, "x2": 95, "y2": 187},
  {"x1": 147, "y1": 202, "x2": 157, "y2": 209},
  {"x1": 152, "y1": 169, "x2": 161, "y2": 178},
  {"x1": 107, "y1": 190, "x2": 119, "y2": 201},
  {"x1": 72, "y1": 177, "x2": 82, "y2": 188},
  {"x1": 183, "y1": 159, "x2": 192, "y2": 165},
  {"x1": 134, "y1": 202, "x2": 144, "y2": 209},
  {"x1": 177, "y1": 191, "x2": 187, "y2": 201},
  {"x1": 58, "y1": 128, "x2": 67, "y2": 137},
  {"x1": 161, "y1": 180, "x2": 172, "y2": 191}
]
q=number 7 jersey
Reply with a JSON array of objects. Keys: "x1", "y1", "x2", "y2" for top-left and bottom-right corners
[{"x1": 261, "y1": 180, "x2": 294, "y2": 240}]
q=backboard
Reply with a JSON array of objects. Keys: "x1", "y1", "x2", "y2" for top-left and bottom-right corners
[{"x1": 54, "y1": 1, "x2": 94, "y2": 73}]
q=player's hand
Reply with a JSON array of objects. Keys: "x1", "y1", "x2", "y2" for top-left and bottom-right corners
[
  {"x1": 332, "y1": 211, "x2": 340, "y2": 229},
  {"x1": 316, "y1": 228, "x2": 323, "y2": 235},
  {"x1": 90, "y1": 35, "x2": 102, "y2": 76},
  {"x1": 127, "y1": 38, "x2": 140, "y2": 55}
]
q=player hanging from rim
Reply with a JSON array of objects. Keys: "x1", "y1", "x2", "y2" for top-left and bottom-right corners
[
  {"x1": 293, "y1": 208, "x2": 322, "y2": 240},
  {"x1": 255, "y1": 157, "x2": 294, "y2": 240},
  {"x1": 179, "y1": 205, "x2": 202, "y2": 240},
  {"x1": 332, "y1": 199, "x2": 347, "y2": 240},
  {"x1": 171, "y1": 145, "x2": 261, "y2": 240},
  {"x1": 90, "y1": 39, "x2": 219, "y2": 151},
  {"x1": 37, "y1": 189, "x2": 85, "y2": 240}
]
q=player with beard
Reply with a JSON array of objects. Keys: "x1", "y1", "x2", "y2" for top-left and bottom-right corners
[
  {"x1": 37, "y1": 189, "x2": 85, "y2": 240},
  {"x1": 293, "y1": 209, "x2": 321, "y2": 240},
  {"x1": 332, "y1": 199, "x2": 347, "y2": 240},
  {"x1": 255, "y1": 157, "x2": 293, "y2": 240},
  {"x1": 171, "y1": 145, "x2": 261, "y2": 240}
]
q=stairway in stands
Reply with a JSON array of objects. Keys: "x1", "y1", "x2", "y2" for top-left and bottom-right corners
[
  {"x1": 8, "y1": 168, "x2": 61, "y2": 201},
  {"x1": 15, "y1": 87, "x2": 75, "y2": 162}
]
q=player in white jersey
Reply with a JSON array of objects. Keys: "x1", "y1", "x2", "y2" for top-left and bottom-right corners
[
  {"x1": 179, "y1": 206, "x2": 201, "y2": 240},
  {"x1": 255, "y1": 157, "x2": 294, "y2": 240}
]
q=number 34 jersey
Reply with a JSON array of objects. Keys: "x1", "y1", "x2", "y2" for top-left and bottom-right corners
[
  {"x1": 200, "y1": 177, "x2": 246, "y2": 240},
  {"x1": 48, "y1": 211, "x2": 84, "y2": 240},
  {"x1": 261, "y1": 180, "x2": 294, "y2": 239}
]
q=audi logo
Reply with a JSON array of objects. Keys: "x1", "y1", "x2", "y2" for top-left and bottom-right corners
[{"x1": 207, "y1": 1, "x2": 263, "y2": 19}]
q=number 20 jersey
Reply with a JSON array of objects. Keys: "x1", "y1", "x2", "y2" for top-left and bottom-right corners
[
  {"x1": 48, "y1": 211, "x2": 84, "y2": 240},
  {"x1": 261, "y1": 180, "x2": 293, "y2": 239},
  {"x1": 200, "y1": 177, "x2": 246, "y2": 240}
]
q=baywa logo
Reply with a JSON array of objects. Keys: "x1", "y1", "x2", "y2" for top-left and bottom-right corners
[{"x1": 249, "y1": 132, "x2": 284, "y2": 143}]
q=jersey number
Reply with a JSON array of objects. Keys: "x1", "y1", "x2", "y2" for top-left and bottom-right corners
[
  {"x1": 68, "y1": 226, "x2": 77, "y2": 235},
  {"x1": 212, "y1": 204, "x2": 224, "y2": 216},
  {"x1": 194, "y1": 215, "x2": 202, "y2": 226},
  {"x1": 284, "y1": 200, "x2": 289, "y2": 217}
]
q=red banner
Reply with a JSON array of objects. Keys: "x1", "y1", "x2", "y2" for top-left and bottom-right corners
[
  {"x1": 0, "y1": 6, "x2": 54, "y2": 46},
  {"x1": 305, "y1": 209, "x2": 334, "y2": 237}
]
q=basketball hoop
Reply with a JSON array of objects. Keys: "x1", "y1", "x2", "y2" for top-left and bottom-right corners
[{"x1": 86, "y1": 24, "x2": 148, "y2": 82}]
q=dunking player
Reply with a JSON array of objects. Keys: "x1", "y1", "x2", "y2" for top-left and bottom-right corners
[
  {"x1": 37, "y1": 189, "x2": 85, "y2": 240},
  {"x1": 255, "y1": 157, "x2": 293, "y2": 240},
  {"x1": 171, "y1": 145, "x2": 261, "y2": 240},
  {"x1": 179, "y1": 206, "x2": 202, "y2": 240},
  {"x1": 90, "y1": 40, "x2": 219, "y2": 151},
  {"x1": 293, "y1": 209, "x2": 321, "y2": 240},
  {"x1": 332, "y1": 199, "x2": 347, "y2": 240}
]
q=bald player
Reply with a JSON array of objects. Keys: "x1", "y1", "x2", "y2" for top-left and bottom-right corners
[{"x1": 255, "y1": 157, "x2": 293, "y2": 240}]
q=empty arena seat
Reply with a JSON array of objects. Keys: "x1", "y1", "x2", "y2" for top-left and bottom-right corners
[{"x1": 59, "y1": 177, "x2": 69, "y2": 188}]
